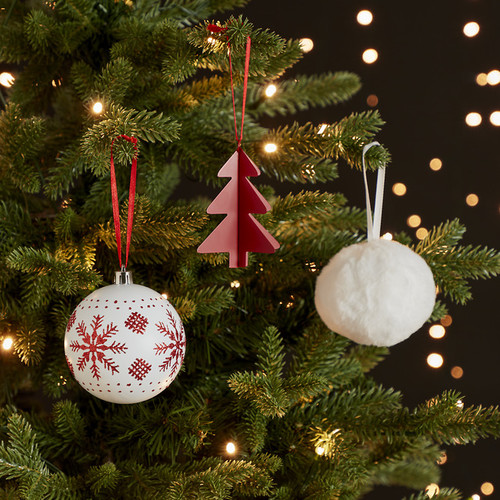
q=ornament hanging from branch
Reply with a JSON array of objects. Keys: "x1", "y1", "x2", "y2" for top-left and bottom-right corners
[
  {"x1": 197, "y1": 27, "x2": 279, "y2": 267},
  {"x1": 64, "y1": 135, "x2": 186, "y2": 404},
  {"x1": 314, "y1": 142, "x2": 436, "y2": 347}
]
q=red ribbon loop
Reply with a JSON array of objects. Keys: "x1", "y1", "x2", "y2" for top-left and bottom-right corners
[
  {"x1": 228, "y1": 36, "x2": 251, "y2": 147},
  {"x1": 110, "y1": 135, "x2": 139, "y2": 269}
]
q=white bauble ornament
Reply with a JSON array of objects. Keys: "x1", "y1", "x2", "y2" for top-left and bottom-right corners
[
  {"x1": 64, "y1": 271, "x2": 185, "y2": 404},
  {"x1": 315, "y1": 238, "x2": 436, "y2": 346}
]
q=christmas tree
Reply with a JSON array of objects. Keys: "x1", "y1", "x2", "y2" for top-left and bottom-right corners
[{"x1": 0, "y1": 1, "x2": 499, "y2": 498}]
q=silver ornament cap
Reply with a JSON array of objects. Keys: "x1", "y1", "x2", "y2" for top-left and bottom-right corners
[{"x1": 115, "y1": 266, "x2": 133, "y2": 285}]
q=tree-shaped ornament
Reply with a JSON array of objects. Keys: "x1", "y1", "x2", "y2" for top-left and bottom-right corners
[
  {"x1": 64, "y1": 136, "x2": 186, "y2": 403},
  {"x1": 197, "y1": 30, "x2": 279, "y2": 267},
  {"x1": 198, "y1": 147, "x2": 279, "y2": 267}
]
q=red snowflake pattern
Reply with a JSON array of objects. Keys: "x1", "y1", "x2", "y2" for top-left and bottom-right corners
[
  {"x1": 154, "y1": 311, "x2": 186, "y2": 377},
  {"x1": 66, "y1": 311, "x2": 77, "y2": 332},
  {"x1": 70, "y1": 315, "x2": 127, "y2": 380}
]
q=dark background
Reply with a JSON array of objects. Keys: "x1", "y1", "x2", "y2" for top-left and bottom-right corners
[{"x1": 235, "y1": 0, "x2": 500, "y2": 498}]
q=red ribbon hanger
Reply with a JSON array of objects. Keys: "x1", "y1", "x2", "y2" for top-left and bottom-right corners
[
  {"x1": 207, "y1": 25, "x2": 251, "y2": 147},
  {"x1": 110, "y1": 134, "x2": 138, "y2": 269}
]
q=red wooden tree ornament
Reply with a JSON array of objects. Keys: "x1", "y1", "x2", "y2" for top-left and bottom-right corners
[{"x1": 197, "y1": 147, "x2": 279, "y2": 267}]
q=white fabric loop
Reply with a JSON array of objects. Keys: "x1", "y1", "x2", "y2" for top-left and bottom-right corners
[{"x1": 362, "y1": 142, "x2": 384, "y2": 241}]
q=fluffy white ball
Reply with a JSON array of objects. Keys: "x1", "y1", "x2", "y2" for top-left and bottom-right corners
[{"x1": 314, "y1": 238, "x2": 436, "y2": 346}]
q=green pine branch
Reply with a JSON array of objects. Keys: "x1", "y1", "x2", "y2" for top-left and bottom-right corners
[
  {"x1": 249, "y1": 72, "x2": 362, "y2": 118},
  {"x1": 415, "y1": 219, "x2": 500, "y2": 304}
]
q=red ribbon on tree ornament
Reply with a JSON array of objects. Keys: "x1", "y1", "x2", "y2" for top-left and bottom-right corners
[
  {"x1": 198, "y1": 27, "x2": 279, "y2": 267},
  {"x1": 110, "y1": 134, "x2": 138, "y2": 269}
]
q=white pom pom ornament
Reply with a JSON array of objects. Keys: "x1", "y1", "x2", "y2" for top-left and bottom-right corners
[
  {"x1": 314, "y1": 142, "x2": 436, "y2": 346},
  {"x1": 64, "y1": 270, "x2": 186, "y2": 404},
  {"x1": 315, "y1": 238, "x2": 435, "y2": 346}
]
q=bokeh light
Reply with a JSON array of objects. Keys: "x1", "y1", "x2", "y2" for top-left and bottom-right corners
[
  {"x1": 481, "y1": 482, "x2": 494, "y2": 496},
  {"x1": 466, "y1": 193, "x2": 479, "y2": 207},
  {"x1": 427, "y1": 353, "x2": 444, "y2": 369},
  {"x1": 407, "y1": 215, "x2": 422, "y2": 228},
  {"x1": 463, "y1": 21, "x2": 480, "y2": 37},
  {"x1": 226, "y1": 442, "x2": 236, "y2": 454},
  {"x1": 429, "y1": 325, "x2": 446, "y2": 339},
  {"x1": 264, "y1": 143, "x2": 278, "y2": 153},
  {"x1": 465, "y1": 112, "x2": 482, "y2": 127},
  {"x1": 451, "y1": 366, "x2": 464, "y2": 379},
  {"x1": 416, "y1": 227, "x2": 429, "y2": 240},
  {"x1": 440, "y1": 315, "x2": 453, "y2": 327},
  {"x1": 392, "y1": 183, "x2": 407, "y2": 196},
  {"x1": 2, "y1": 337, "x2": 13, "y2": 350},
  {"x1": 476, "y1": 73, "x2": 488, "y2": 86},
  {"x1": 382, "y1": 232, "x2": 393, "y2": 240},
  {"x1": 489, "y1": 111, "x2": 500, "y2": 126},
  {"x1": 92, "y1": 101, "x2": 103, "y2": 114},
  {"x1": 429, "y1": 158, "x2": 443, "y2": 171},
  {"x1": 362, "y1": 48, "x2": 378, "y2": 64},
  {"x1": 366, "y1": 94, "x2": 379, "y2": 107},
  {"x1": 487, "y1": 70, "x2": 500, "y2": 85},
  {"x1": 265, "y1": 84, "x2": 277, "y2": 97},
  {"x1": 357, "y1": 10, "x2": 373, "y2": 26},
  {"x1": 0, "y1": 72, "x2": 14, "y2": 87},
  {"x1": 299, "y1": 38, "x2": 314, "y2": 53},
  {"x1": 425, "y1": 483, "x2": 440, "y2": 497}
]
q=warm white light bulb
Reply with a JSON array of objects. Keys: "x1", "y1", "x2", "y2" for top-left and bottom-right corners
[
  {"x1": 429, "y1": 325, "x2": 446, "y2": 339},
  {"x1": 299, "y1": 38, "x2": 314, "y2": 53},
  {"x1": 265, "y1": 84, "x2": 277, "y2": 97},
  {"x1": 489, "y1": 111, "x2": 500, "y2": 126},
  {"x1": 392, "y1": 182, "x2": 407, "y2": 196},
  {"x1": 429, "y1": 158, "x2": 443, "y2": 171},
  {"x1": 357, "y1": 10, "x2": 373, "y2": 26},
  {"x1": 92, "y1": 101, "x2": 103, "y2": 114},
  {"x1": 226, "y1": 442, "x2": 236, "y2": 454},
  {"x1": 264, "y1": 142, "x2": 277, "y2": 153},
  {"x1": 463, "y1": 21, "x2": 480, "y2": 38},
  {"x1": 487, "y1": 70, "x2": 500, "y2": 85},
  {"x1": 362, "y1": 48, "x2": 378, "y2": 64},
  {"x1": 466, "y1": 193, "x2": 479, "y2": 207},
  {"x1": 161, "y1": 292, "x2": 169, "y2": 299},
  {"x1": 481, "y1": 482, "x2": 494, "y2": 496},
  {"x1": 315, "y1": 446, "x2": 325, "y2": 455},
  {"x1": 381, "y1": 232, "x2": 393, "y2": 240},
  {"x1": 425, "y1": 483, "x2": 440, "y2": 497},
  {"x1": 427, "y1": 353, "x2": 444, "y2": 368},
  {"x1": 465, "y1": 112, "x2": 482, "y2": 127},
  {"x1": 317, "y1": 123, "x2": 328, "y2": 135},
  {"x1": 0, "y1": 72, "x2": 15, "y2": 88},
  {"x1": 2, "y1": 337, "x2": 13, "y2": 350}
]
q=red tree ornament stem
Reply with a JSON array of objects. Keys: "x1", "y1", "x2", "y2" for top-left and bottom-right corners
[{"x1": 110, "y1": 134, "x2": 139, "y2": 269}]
